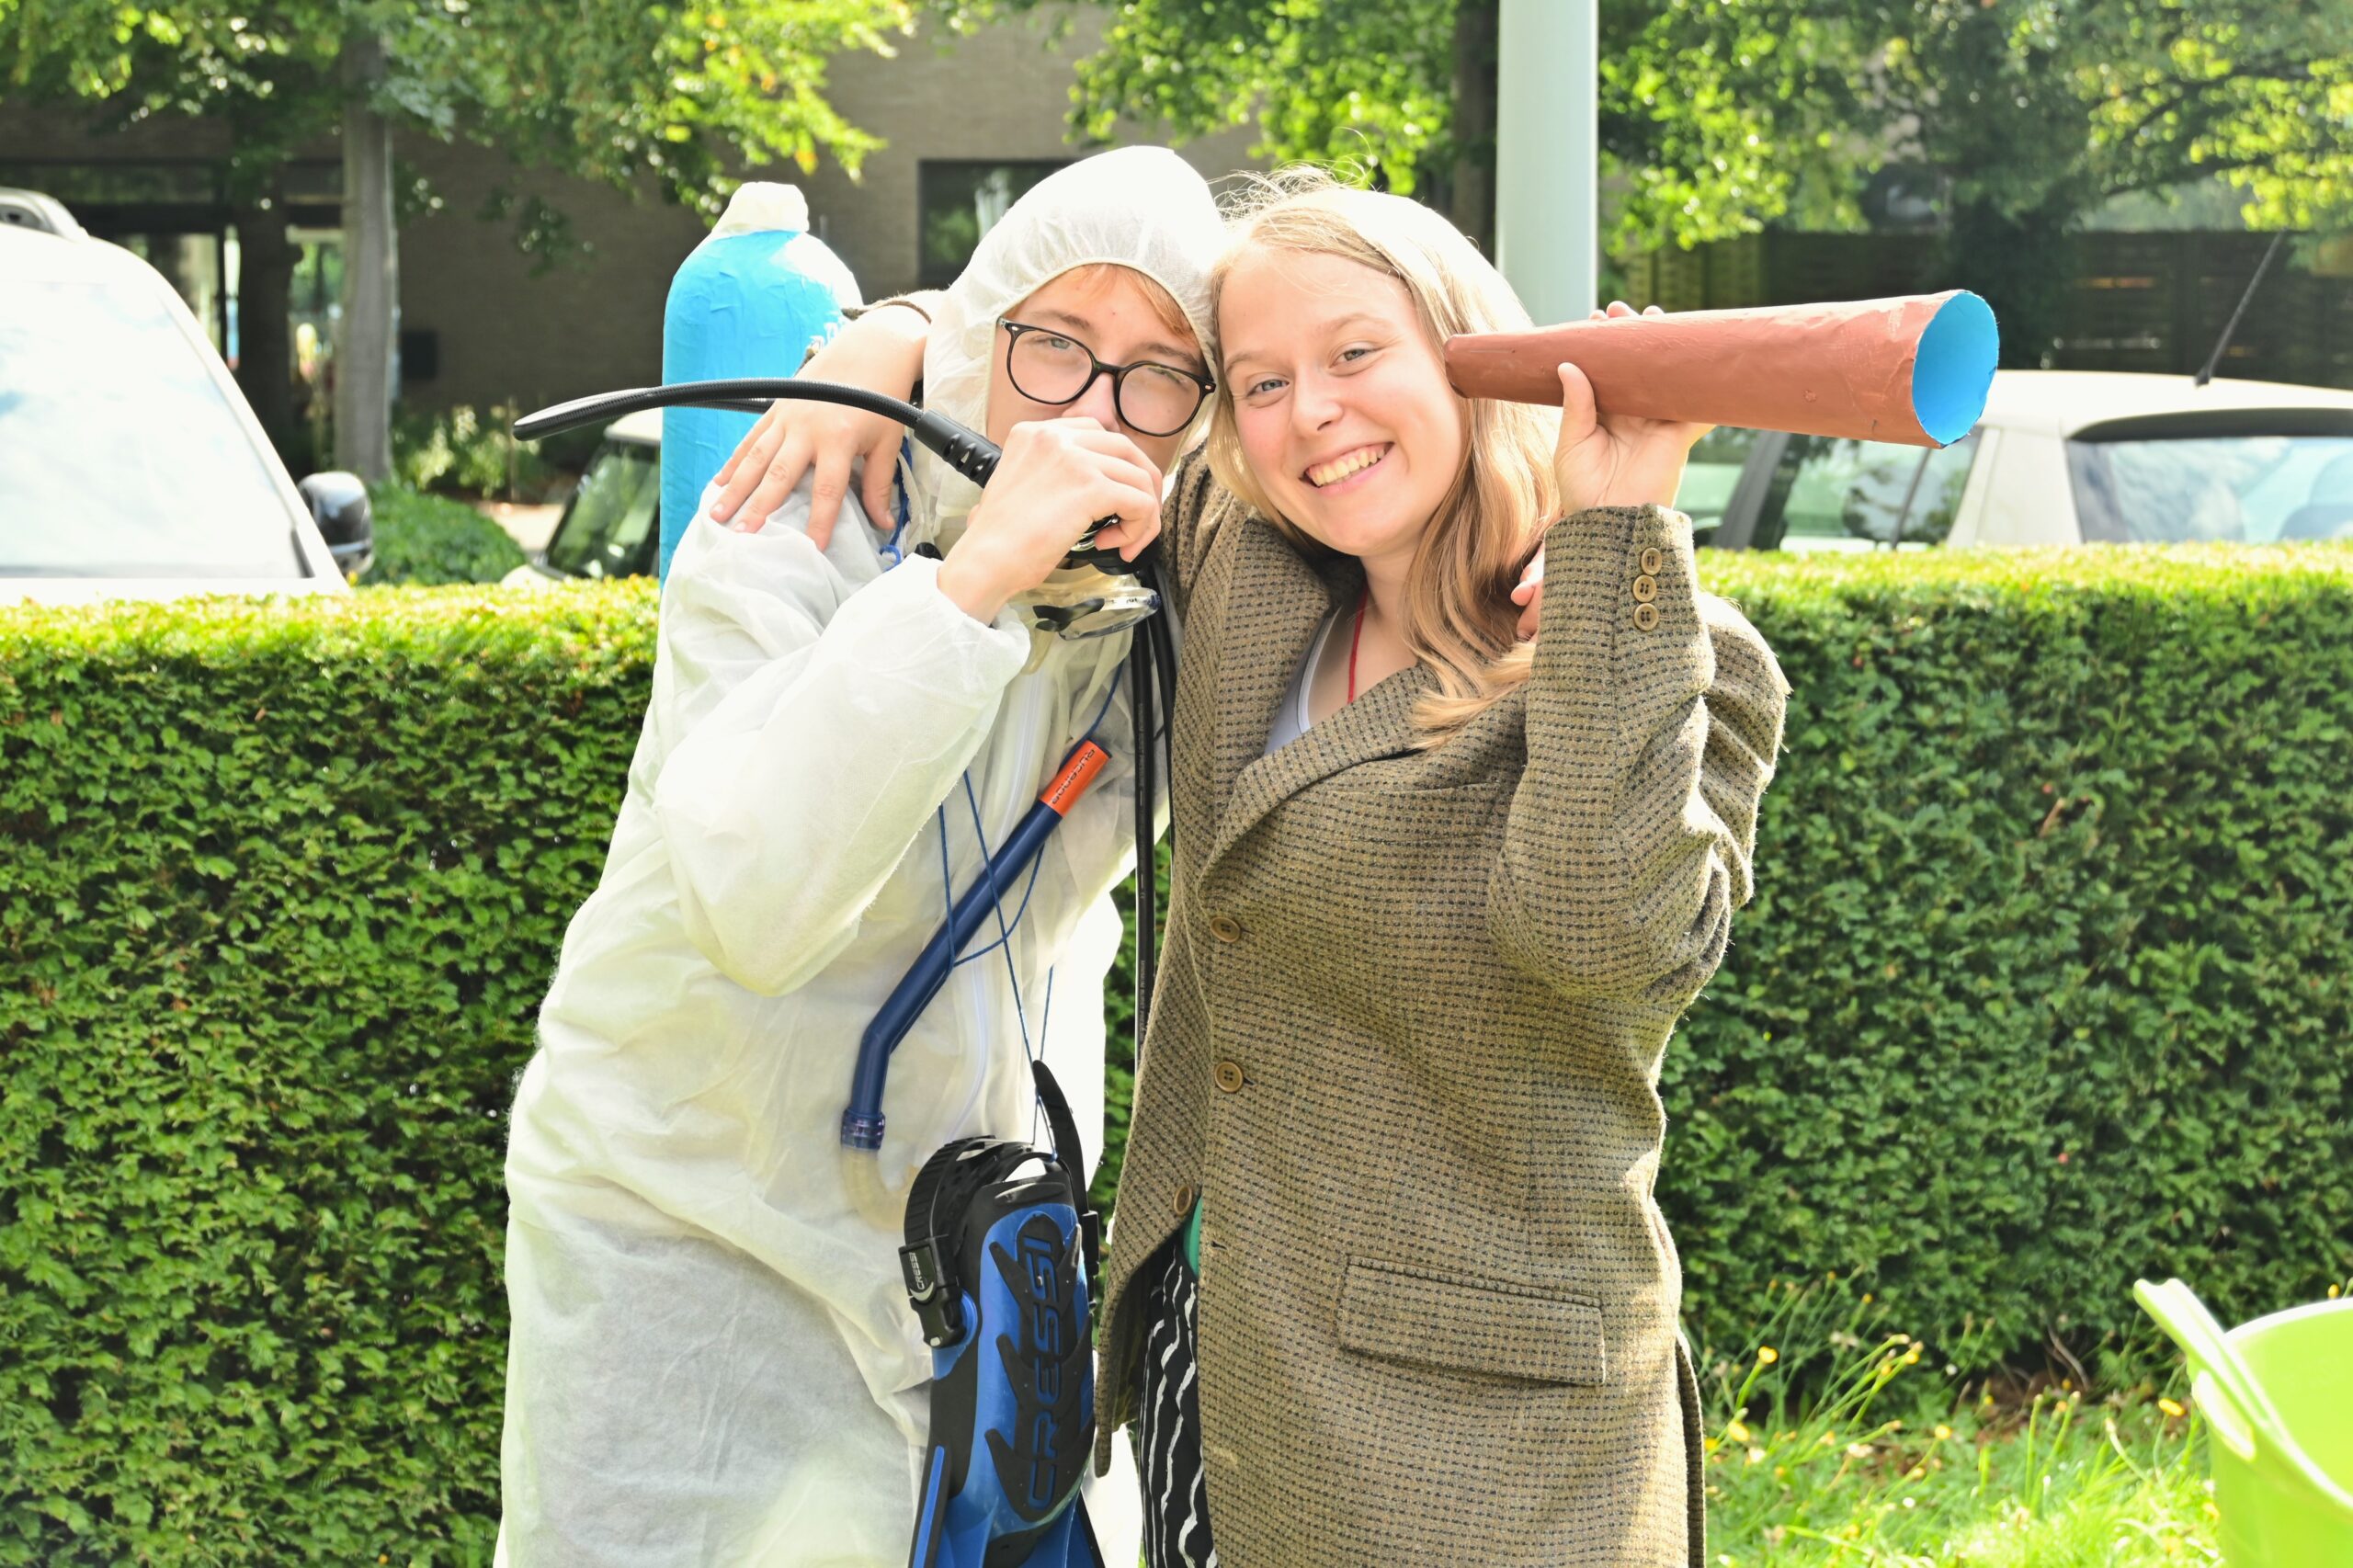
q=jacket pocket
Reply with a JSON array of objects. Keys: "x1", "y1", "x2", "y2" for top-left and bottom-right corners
[{"x1": 1336, "y1": 1258, "x2": 1607, "y2": 1386}]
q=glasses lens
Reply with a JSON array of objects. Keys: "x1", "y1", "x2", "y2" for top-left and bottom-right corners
[
  {"x1": 1007, "y1": 331, "x2": 1095, "y2": 404},
  {"x1": 1118, "y1": 362, "x2": 1206, "y2": 436}
]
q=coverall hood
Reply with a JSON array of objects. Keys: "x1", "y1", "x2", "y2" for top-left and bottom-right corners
[{"x1": 914, "y1": 146, "x2": 1224, "y2": 545}]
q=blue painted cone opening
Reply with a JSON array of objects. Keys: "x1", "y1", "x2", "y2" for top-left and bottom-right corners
[{"x1": 1912, "y1": 290, "x2": 1998, "y2": 447}]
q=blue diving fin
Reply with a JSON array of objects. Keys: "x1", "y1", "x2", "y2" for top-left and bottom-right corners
[{"x1": 903, "y1": 1066, "x2": 1106, "y2": 1568}]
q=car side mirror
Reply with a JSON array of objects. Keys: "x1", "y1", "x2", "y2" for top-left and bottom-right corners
[{"x1": 299, "y1": 472, "x2": 375, "y2": 581}]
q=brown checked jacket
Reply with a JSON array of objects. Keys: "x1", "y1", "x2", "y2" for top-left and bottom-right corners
[{"x1": 1097, "y1": 450, "x2": 1790, "y2": 1566}]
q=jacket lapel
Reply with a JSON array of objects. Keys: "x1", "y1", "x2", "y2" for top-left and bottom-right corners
[
  {"x1": 1201, "y1": 519, "x2": 1437, "y2": 871},
  {"x1": 1204, "y1": 517, "x2": 1337, "y2": 810}
]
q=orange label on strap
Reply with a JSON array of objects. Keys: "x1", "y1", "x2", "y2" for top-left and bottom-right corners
[{"x1": 1040, "y1": 742, "x2": 1110, "y2": 816}]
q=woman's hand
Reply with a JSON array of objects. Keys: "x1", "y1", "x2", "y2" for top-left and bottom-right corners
[
  {"x1": 1552, "y1": 301, "x2": 1711, "y2": 517},
  {"x1": 935, "y1": 417, "x2": 1164, "y2": 625},
  {"x1": 707, "y1": 302, "x2": 932, "y2": 549}
]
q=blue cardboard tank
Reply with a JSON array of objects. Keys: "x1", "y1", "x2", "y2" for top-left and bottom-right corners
[{"x1": 658, "y1": 184, "x2": 862, "y2": 581}]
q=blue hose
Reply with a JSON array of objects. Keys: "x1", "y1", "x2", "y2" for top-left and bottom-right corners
[{"x1": 842, "y1": 742, "x2": 1110, "y2": 1151}]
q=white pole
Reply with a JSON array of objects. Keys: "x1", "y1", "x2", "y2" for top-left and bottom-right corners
[{"x1": 1495, "y1": 0, "x2": 1597, "y2": 324}]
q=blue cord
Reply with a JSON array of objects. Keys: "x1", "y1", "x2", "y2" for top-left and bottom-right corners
[
  {"x1": 878, "y1": 437, "x2": 915, "y2": 566},
  {"x1": 945, "y1": 664, "x2": 1125, "y2": 973},
  {"x1": 929, "y1": 660, "x2": 1126, "y2": 1144},
  {"x1": 961, "y1": 774, "x2": 1036, "y2": 1062},
  {"x1": 1085, "y1": 665, "x2": 1122, "y2": 741},
  {"x1": 1032, "y1": 967, "x2": 1055, "y2": 1145}
]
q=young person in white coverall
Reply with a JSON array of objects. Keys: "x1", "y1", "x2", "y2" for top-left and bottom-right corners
[{"x1": 497, "y1": 147, "x2": 1224, "y2": 1567}]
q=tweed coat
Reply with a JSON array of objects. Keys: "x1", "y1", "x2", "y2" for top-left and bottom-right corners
[{"x1": 1097, "y1": 450, "x2": 1789, "y2": 1567}]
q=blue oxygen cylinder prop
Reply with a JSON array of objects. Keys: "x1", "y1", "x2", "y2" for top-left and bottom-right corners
[{"x1": 657, "y1": 184, "x2": 863, "y2": 580}]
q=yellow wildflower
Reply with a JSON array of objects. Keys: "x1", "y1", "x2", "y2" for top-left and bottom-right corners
[
  {"x1": 2160, "y1": 1397, "x2": 2187, "y2": 1418},
  {"x1": 1934, "y1": 1424, "x2": 1954, "y2": 1440},
  {"x1": 1756, "y1": 1346, "x2": 1779, "y2": 1366}
]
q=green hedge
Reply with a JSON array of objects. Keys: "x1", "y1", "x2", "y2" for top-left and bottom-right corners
[
  {"x1": 0, "y1": 585, "x2": 651, "y2": 1563},
  {"x1": 1664, "y1": 545, "x2": 2352, "y2": 1373},
  {"x1": 4, "y1": 548, "x2": 2351, "y2": 1562},
  {"x1": 365, "y1": 487, "x2": 529, "y2": 586}
]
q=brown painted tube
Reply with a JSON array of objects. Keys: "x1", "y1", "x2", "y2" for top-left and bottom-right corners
[{"x1": 1443, "y1": 290, "x2": 1998, "y2": 449}]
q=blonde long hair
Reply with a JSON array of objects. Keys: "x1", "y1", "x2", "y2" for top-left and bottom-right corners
[{"x1": 1205, "y1": 173, "x2": 1561, "y2": 742}]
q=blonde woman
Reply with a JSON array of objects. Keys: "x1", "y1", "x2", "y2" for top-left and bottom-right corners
[
  {"x1": 712, "y1": 176, "x2": 1786, "y2": 1566},
  {"x1": 1094, "y1": 177, "x2": 1786, "y2": 1568}
]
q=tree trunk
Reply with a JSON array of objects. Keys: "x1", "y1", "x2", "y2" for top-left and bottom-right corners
[
  {"x1": 1448, "y1": 0, "x2": 1499, "y2": 255},
  {"x1": 335, "y1": 30, "x2": 397, "y2": 483},
  {"x1": 232, "y1": 174, "x2": 301, "y2": 472}
]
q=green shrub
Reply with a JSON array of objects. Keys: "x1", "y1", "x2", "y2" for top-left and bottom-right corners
[
  {"x1": 3, "y1": 546, "x2": 2350, "y2": 1562},
  {"x1": 366, "y1": 486, "x2": 529, "y2": 587}
]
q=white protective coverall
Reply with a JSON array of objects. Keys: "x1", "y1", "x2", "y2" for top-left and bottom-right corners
[{"x1": 498, "y1": 147, "x2": 1222, "y2": 1566}]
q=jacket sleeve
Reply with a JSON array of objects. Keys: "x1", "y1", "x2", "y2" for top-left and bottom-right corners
[
  {"x1": 1487, "y1": 505, "x2": 1788, "y2": 1006},
  {"x1": 647, "y1": 502, "x2": 1032, "y2": 996}
]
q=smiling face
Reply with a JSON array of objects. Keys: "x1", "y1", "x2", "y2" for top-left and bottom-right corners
[
  {"x1": 982, "y1": 264, "x2": 1206, "y2": 473},
  {"x1": 1216, "y1": 245, "x2": 1466, "y2": 570}
]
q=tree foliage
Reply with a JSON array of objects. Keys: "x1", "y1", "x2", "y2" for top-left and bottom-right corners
[
  {"x1": 0, "y1": 1, "x2": 914, "y2": 210},
  {"x1": 930, "y1": 0, "x2": 2350, "y2": 267},
  {"x1": 0, "y1": 1, "x2": 915, "y2": 472},
  {"x1": 1874, "y1": 0, "x2": 2353, "y2": 233}
]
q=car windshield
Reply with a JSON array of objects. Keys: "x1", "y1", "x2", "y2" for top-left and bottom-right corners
[
  {"x1": 1678, "y1": 426, "x2": 1758, "y2": 548},
  {"x1": 2068, "y1": 432, "x2": 2353, "y2": 544},
  {"x1": 0, "y1": 278, "x2": 306, "y2": 577},
  {"x1": 1750, "y1": 432, "x2": 1980, "y2": 551},
  {"x1": 544, "y1": 437, "x2": 660, "y2": 579}
]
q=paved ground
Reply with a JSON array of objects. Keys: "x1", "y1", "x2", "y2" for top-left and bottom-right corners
[
  {"x1": 473, "y1": 499, "x2": 564, "y2": 554},
  {"x1": 1091, "y1": 1426, "x2": 1143, "y2": 1562}
]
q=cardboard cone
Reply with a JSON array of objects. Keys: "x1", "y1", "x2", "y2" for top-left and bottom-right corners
[{"x1": 1444, "y1": 290, "x2": 1998, "y2": 449}]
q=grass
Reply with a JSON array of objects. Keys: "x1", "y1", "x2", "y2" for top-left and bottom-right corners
[{"x1": 1702, "y1": 1278, "x2": 2223, "y2": 1566}]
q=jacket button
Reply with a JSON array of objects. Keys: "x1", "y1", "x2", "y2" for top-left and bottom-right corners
[
  {"x1": 1173, "y1": 1183, "x2": 1197, "y2": 1215},
  {"x1": 1633, "y1": 601, "x2": 1661, "y2": 631},
  {"x1": 1209, "y1": 914, "x2": 1244, "y2": 943},
  {"x1": 1631, "y1": 574, "x2": 1658, "y2": 603},
  {"x1": 1640, "y1": 546, "x2": 1665, "y2": 574},
  {"x1": 1213, "y1": 1060, "x2": 1245, "y2": 1094}
]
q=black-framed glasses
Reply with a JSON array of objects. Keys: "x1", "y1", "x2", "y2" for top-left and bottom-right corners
[{"x1": 998, "y1": 319, "x2": 1214, "y2": 437}]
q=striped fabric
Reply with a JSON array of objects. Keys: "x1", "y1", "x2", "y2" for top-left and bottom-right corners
[{"x1": 1138, "y1": 1244, "x2": 1218, "y2": 1568}]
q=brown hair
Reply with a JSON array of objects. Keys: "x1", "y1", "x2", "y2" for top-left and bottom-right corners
[{"x1": 1205, "y1": 170, "x2": 1561, "y2": 742}]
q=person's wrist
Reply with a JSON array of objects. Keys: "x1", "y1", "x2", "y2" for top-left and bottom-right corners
[{"x1": 935, "y1": 536, "x2": 1019, "y2": 625}]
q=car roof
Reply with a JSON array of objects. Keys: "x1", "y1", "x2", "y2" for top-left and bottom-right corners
[
  {"x1": 0, "y1": 219, "x2": 148, "y2": 281},
  {"x1": 607, "y1": 408, "x2": 663, "y2": 444},
  {"x1": 1981, "y1": 369, "x2": 2353, "y2": 437}
]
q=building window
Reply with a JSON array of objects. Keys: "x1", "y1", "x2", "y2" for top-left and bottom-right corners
[{"x1": 917, "y1": 160, "x2": 1072, "y2": 288}]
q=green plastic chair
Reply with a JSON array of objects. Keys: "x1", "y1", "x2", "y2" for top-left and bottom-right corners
[{"x1": 2135, "y1": 1278, "x2": 2353, "y2": 1568}]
